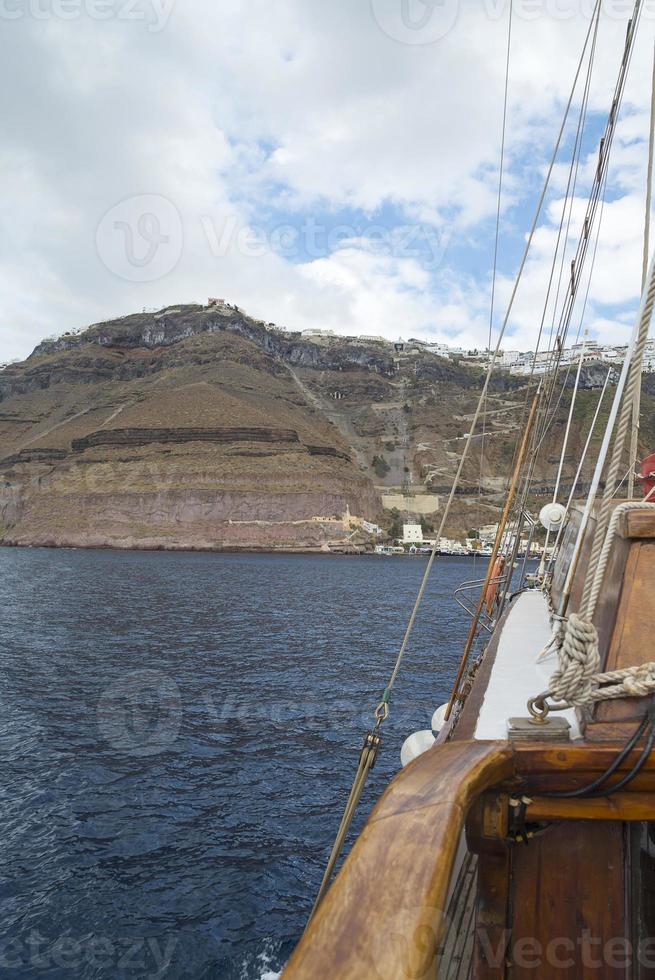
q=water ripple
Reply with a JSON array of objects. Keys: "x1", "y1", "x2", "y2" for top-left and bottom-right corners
[{"x1": 0, "y1": 548, "x2": 477, "y2": 977}]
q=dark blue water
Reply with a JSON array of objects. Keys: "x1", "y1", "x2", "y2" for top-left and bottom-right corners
[{"x1": 0, "y1": 548, "x2": 478, "y2": 978}]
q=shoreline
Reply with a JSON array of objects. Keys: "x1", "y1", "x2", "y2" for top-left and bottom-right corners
[{"x1": 0, "y1": 539, "x2": 506, "y2": 559}]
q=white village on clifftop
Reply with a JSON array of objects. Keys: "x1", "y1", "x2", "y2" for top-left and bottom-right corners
[
  {"x1": 216, "y1": 300, "x2": 655, "y2": 376},
  {"x1": 4, "y1": 297, "x2": 654, "y2": 375},
  {"x1": 297, "y1": 328, "x2": 655, "y2": 376}
]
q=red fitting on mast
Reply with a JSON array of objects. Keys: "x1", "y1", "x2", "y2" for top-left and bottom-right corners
[{"x1": 638, "y1": 452, "x2": 655, "y2": 498}]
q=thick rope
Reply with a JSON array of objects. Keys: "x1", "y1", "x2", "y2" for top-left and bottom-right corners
[
  {"x1": 549, "y1": 617, "x2": 655, "y2": 706},
  {"x1": 549, "y1": 613, "x2": 600, "y2": 705},
  {"x1": 594, "y1": 663, "x2": 655, "y2": 701},
  {"x1": 580, "y1": 259, "x2": 655, "y2": 616},
  {"x1": 546, "y1": 503, "x2": 655, "y2": 707}
]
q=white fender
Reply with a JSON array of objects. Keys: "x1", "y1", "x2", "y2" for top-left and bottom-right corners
[
  {"x1": 400, "y1": 729, "x2": 435, "y2": 768},
  {"x1": 431, "y1": 703, "x2": 450, "y2": 733}
]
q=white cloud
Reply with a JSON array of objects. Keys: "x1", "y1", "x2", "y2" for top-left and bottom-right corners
[{"x1": 1, "y1": 0, "x2": 654, "y2": 362}]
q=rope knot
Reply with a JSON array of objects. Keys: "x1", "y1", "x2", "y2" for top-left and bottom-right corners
[
  {"x1": 624, "y1": 664, "x2": 655, "y2": 698},
  {"x1": 548, "y1": 613, "x2": 600, "y2": 706}
]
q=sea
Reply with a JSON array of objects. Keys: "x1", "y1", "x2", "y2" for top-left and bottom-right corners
[{"x1": 0, "y1": 547, "x2": 485, "y2": 978}]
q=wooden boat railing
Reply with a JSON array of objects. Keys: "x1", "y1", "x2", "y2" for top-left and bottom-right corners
[
  {"x1": 283, "y1": 740, "x2": 513, "y2": 980},
  {"x1": 284, "y1": 736, "x2": 655, "y2": 979}
]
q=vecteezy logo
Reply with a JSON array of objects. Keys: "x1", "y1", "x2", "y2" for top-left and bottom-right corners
[
  {"x1": 95, "y1": 194, "x2": 183, "y2": 282},
  {"x1": 97, "y1": 669, "x2": 182, "y2": 756},
  {"x1": 370, "y1": 0, "x2": 459, "y2": 44}
]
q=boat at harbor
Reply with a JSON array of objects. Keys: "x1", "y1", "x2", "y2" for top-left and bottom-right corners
[{"x1": 285, "y1": 8, "x2": 655, "y2": 977}]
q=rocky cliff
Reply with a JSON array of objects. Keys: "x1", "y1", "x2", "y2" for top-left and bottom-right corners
[{"x1": 1, "y1": 302, "x2": 653, "y2": 551}]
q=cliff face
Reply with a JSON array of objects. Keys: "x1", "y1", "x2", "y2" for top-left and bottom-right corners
[
  {"x1": 0, "y1": 306, "x2": 384, "y2": 551},
  {"x1": 1, "y1": 302, "x2": 654, "y2": 550}
]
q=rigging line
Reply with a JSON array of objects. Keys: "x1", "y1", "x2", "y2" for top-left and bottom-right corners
[
  {"x1": 543, "y1": 7, "x2": 600, "y2": 361},
  {"x1": 628, "y1": 39, "x2": 655, "y2": 497},
  {"x1": 519, "y1": 14, "x2": 623, "y2": 500},
  {"x1": 535, "y1": 152, "x2": 609, "y2": 455},
  {"x1": 519, "y1": 1, "x2": 601, "y2": 410},
  {"x1": 510, "y1": 265, "x2": 588, "y2": 536},
  {"x1": 531, "y1": 2, "x2": 641, "y2": 424},
  {"x1": 566, "y1": 369, "x2": 612, "y2": 515},
  {"x1": 553, "y1": 334, "x2": 588, "y2": 503},
  {"x1": 542, "y1": 227, "x2": 609, "y2": 469},
  {"x1": 488, "y1": 1, "x2": 513, "y2": 347},
  {"x1": 507, "y1": 334, "x2": 583, "y2": 577},
  {"x1": 540, "y1": 335, "x2": 588, "y2": 567},
  {"x1": 545, "y1": 35, "x2": 597, "y2": 355},
  {"x1": 609, "y1": 461, "x2": 636, "y2": 499},
  {"x1": 537, "y1": 159, "x2": 609, "y2": 440},
  {"x1": 502, "y1": 9, "x2": 598, "y2": 447},
  {"x1": 546, "y1": 367, "x2": 612, "y2": 576},
  {"x1": 560, "y1": 246, "x2": 655, "y2": 617},
  {"x1": 519, "y1": 11, "x2": 599, "y2": 410},
  {"x1": 510, "y1": 332, "x2": 577, "y2": 543},
  {"x1": 378, "y1": 4, "x2": 602, "y2": 705},
  {"x1": 580, "y1": 261, "x2": 655, "y2": 614},
  {"x1": 519, "y1": 11, "x2": 609, "y2": 503},
  {"x1": 531, "y1": 168, "x2": 609, "y2": 458},
  {"x1": 544, "y1": 4, "x2": 643, "y2": 361},
  {"x1": 479, "y1": 0, "x2": 513, "y2": 541},
  {"x1": 445, "y1": 386, "x2": 542, "y2": 720},
  {"x1": 503, "y1": 24, "x2": 600, "y2": 499}
]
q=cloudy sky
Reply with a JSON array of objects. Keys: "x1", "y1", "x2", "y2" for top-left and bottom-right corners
[{"x1": 1, "y1": 0, "x2": 655, "y2": 361}]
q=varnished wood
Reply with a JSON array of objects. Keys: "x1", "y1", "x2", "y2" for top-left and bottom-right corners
[
  {"x1": 286, "y1": 738, "x2": 655, "y2": 978},
  {"x1": 467, "y1": 794, "x2": 511, "y2": 980},
  {"x1": 526, "y1": 792, "x2": 655, "y2": 822},
  {"x1": 509, "y1": 822, "x2": 627, "y2": 979},
  {"x1": 472, "y1": 848, "x2": 510, "y2": 980},
  {"x1": 511, "y1": 742, "x2": 655, "y2": 779},
  {"x1": 587, "y1": 526, "x2": 630, "y2": 671},
  {"x1": 508, "y1": 741, "x2": 655, "y2": 799},
  {"x1": 441, "y1": 852, "x2": 479, "y2": 980},
  {"x1": 590, "y1": 541, "x2": 655, "y2": 729},
  {"x1": 551, "y1": 501, "x2": 637, "y2": 620},
  {"x1": 287, "y1": 486, "x2": 655, "y2": 977},
  {"x1": 284, "y1": 741, "x2": 513, "y2": 980},
  {"x1": 584, "y1": 720, "x2": 652, "y2": 742},
  {"x1": 619, "y1": 508, "x2": 655, "y2": 539},
  {"x1": 466, "y1": 792, "x2": 511, "y2": 842}
]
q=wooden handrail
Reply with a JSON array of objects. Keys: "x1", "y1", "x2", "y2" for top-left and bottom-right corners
[{"x1": 284, "y1": 740, "x2": 513, "y2": 980}]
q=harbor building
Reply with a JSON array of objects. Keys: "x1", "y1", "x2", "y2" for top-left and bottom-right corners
[{"x1": 402, "y1": 524, "x2": 424, "y2": 544}]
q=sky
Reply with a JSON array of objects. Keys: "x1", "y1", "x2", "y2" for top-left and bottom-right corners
[{"x1": 1, "y1": 0, "x2": 655, "y2": 362}]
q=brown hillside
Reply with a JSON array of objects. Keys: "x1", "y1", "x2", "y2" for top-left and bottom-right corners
[{"x1": 0, "y1": 303, "x2": 653, "y2": 550}]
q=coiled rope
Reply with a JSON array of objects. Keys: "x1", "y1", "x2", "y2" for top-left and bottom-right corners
[{"x1": 538, "y1": 500, "x2": 655, "y2": 711}]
